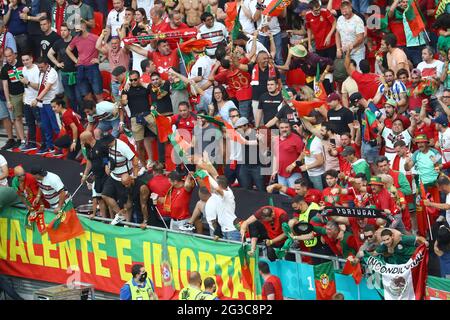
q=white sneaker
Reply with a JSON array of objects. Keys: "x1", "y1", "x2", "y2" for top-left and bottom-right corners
[
  {"x1": 111, "y1": 213, "x2": 125, "y2": 225},
  {"x1": 179, "y1": 223, "x2": 195, "y2": 232},
  {"x1": 138, "y1": 166, "x2": 146, "y2": 176}
]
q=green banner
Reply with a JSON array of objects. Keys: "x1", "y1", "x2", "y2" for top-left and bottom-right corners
[{"x1": 0, "y1": 206, "x2": 260, "y2": 299}]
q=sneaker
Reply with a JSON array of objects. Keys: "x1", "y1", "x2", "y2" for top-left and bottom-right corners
[
  {"x1": 13, "y1": 139, "x2": 21, "y2": 149},
  {"x1": 20, "y1": 143, "x2": 37, "y2": 152},
  {"x1": 36, "y1": 147, "x2": 50, "y2": 155},
  {"x1": 179, "y1": 223, "x2": 195, "y2": 232},
  {"x1": 1, "y1": 139, "x2": 16, "y2": 150},
  {"x1": 48, "y1": 148, "x2": 55, "y2": 153},
  {"x1": 111, "y1": 213, "x2": 125, "y2": 225}
]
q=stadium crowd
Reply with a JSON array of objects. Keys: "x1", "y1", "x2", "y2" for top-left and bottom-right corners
[{"x1": 0, "y1": 0, "x2": 449, "y2": 284}]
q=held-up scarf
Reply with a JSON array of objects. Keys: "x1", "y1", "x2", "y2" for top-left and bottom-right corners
[
  {"x1": 303, "y1": 135, "x2": 315, "y2": 156},
  {"x1": 38, "y1": 65, "x2": 52, "y2": 97},
  {"x1": 250, "y1": 63, "x2": 276, "y2": 86},
  {"x1": 51, "y1": 2, "x2": 67, "y2": 35}
]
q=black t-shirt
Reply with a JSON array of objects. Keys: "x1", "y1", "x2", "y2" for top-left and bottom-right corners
[
  {"x1": 242, "y1": 129, "x2": 261, "y2": 167},
  {"x1": 25, "y1": 0, "x2": 52, "y2": 35},
  {"x1": 0, "y1": 60, "x2": 25, "y2": 95},
  {"x1": 258, "y1": 92, "x2": 282, "y2": 127},
  {"x1": 276, "y1": 104, "x2": 300, "y2": 126},
  {"x1": 86, "y1": 141, "x2": 109, "y2": 177},
  {"x1": 248, "y1": 63, "x2": 280, "y2": 100},
  {"x1": 52, "y1": 38, "x2": 77, "y2": 72},
  {"x1": 124, "y1": 85, "x2": 151, "y2": 117},
  {"x1": 149, "y1": 81, "x2": 173, "y2": 115},
  {"x1": 327, "y1": 106, "x2": 354, "y2": 135},
  {"x1": 40, "y1": 31, "x2": 62, "y2": 66}
]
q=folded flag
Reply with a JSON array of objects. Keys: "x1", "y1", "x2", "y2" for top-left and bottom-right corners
[
  {"x1": 47, "y1": 206, "x2": 85, "y2": 244},
  {"x1": 341, "y1": 256, "x2": 363, "y2": 285},
  {"x1": 363, "y1": 244, "x2": 429, "y2": 300},
  {"x1": 314, "y1": 261, "x2": 337, "y2": 300},
  {"x1": 197, "y1": 114, "x2": 247, "y2": 144},
  {"x1": 168, "y1": 131, "x2": 191, "y2": 165},
  {"x1": 238, "y1": 243, "x2": 255, "y2": 290},
  {"x1": 160, "y1": 230, "x2": 176, "y2": 300},
  {"x1": 405, "y1": 0, "x2": 426, "y2": 37},
  {"x1": 363, "y1": 109, "x2": 380, "y2": 142},
  {"x1": 292, "y1": 100, "x2": 324, "y2": 117},
  {"x1": 152, "y1": 111, "x2": 173, "y2": 143},
  {"x1": 193, "y1": 169, "x2": 211, "y2": 192},
  {"x1": 314, "y1": 64, "x2": 327, "y2": 101},
  {"x1": 262, "y1": 0, "x2": 291, "y2": 17}
]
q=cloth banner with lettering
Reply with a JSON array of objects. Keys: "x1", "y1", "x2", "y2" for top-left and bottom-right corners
[
  {"x1": 363, "y1": 244, "x2": 429, "y2": 300},
  {"x1": 0, "y1": 206, "x2": 261, "y2": 299},
  {"x1": 324, "y1": 206, "x2": 386, "y2": 219}
]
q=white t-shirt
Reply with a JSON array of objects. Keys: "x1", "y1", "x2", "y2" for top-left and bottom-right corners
[
  {"x1": 417, "y1": 60, "x2": 445, "y2": 80},
  {"x1": 215, "y1": 188, "x2": 238, "y2": 232},
  {"x1": 136, "y1": 0, "x2": 154, "y2": 20},
  {"x1": 0, "y1": 155, "x2": 7, "y2": 187},
  {"x1": 439, "y1": 127, "x2": 450, "y2": 163},
  {"x1": 106, "y1": 9, "x2": 126, "y2": 37},
  {"x1": 198, "y1": 22, "x2": 228, "y2": 56},
  {"x1": 39, "y1": 67, "x2": 59, "y2": 104},
  {"x1": 239, "y1": 0, "x2": 257, "y2": 34},
  {"x1": 132, "y1": 44, "x2": 152, "y2": 74},
  {"x1": 109, "y1": 138, "x2": 136, "y2": 181},
  {"x1": 22, "y1": 64, "x2": 40, "y2": 105},
  {"x1": 446, "y1": 193, "x2": 450, "y2": 225},
  {"x1": 246, "y1": 38, "x2": 268, "y2": 55},
  {"x1": 304, "y1": 136, "x2": 325, "y2": 177},
  {"x1": 38, "y1": 171, "x2": 68, "y2": 208},
  {"x1": 88, "y1": 101, "x2": 119, "y2": 123},
  {"x1": 336, "y1": 14, "x2": 365, "y2": 57},
  {"x1": 381, "y1": 127, "x2": 412, "y2": 162},
  {"x1": 253, "y1": 0, "x2": 281, "y2": 35},
  {"x1": 190, "y1": 55, "x2": 214, "y2": 99},
  {"x1": 205, "y1": 193, "x2": 221, "y2": 231}
]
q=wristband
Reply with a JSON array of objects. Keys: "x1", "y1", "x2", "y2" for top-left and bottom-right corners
[{"x1": 72, "y1": 139, "x2": 77, "y2": 143}]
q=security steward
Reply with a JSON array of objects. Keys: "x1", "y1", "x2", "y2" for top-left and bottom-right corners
[
  {"x1": 120, "y1": 264, "x2": 158, "y2": 300},
  {"x1": 179, "y1": 272, "x2": 215, "y2": 300}
]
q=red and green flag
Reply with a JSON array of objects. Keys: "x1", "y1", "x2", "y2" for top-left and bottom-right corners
[
  {"x1": 193, "y1": 169, "x2": 211, "y2": 192},
  {"x1": 47, "y1": 205, "x2": 85, "y2": 244},
  {"x1": 405, "y1": 0, "x2": 426, "y2": 37},
  {"x1": 152, "y1": 111, "x2": 173, "y2": 143},
  {"x1": 313, "y1": 64, "x2": 327, "y2": 101},
  {"x1": 292, "y1": 100, "x2": 324, "y2": 117},
  {"x1": 160, "y1": 230, "x2": 176, "y2": 300},
  {"x1": 262, "y1": 0, "x2": 291, "y2": 17},
  {"x1": 168, "y1": 131, "x2": 191, "y2": 165},
  {"x1": 341, "y1": 256, "x2": 363, "y2": 285},
  {"x1": 362, "y1": 109, "x2": 379, "y2": 142},
  {"x1": 197, "y1": 114, "x2": 247, "y2": 144},
  {"x1": 231, "y1": 7, "x2": 242, "y2": 41},
  {"x1": 238, "y1": 243, "x2": 255, "y2": 290},
  {"x1": 314, "y1": 261, "x2": 336, "y2": 300}
]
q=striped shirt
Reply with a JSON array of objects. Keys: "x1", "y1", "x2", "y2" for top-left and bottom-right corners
[
  {"x1": 87, "y1": 101, "x2": 119, "y2": 123},
  {"x1": 109, "y1": 139, "x2": 135, "y2": 181},
  {"x1": 377, "y1": 80, "x2": 407, "y2": 102},
  {"x1": 37, "y1": 172, "x2": 69, "y2": 208}
]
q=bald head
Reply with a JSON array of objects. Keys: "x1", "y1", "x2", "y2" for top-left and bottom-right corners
[
  {"x1": 80, "y1": 130, "x2": 94, "y2": 146},
  {"x1": 189, "y1": 272, "x2": 202, "y2": 287},
  {"x1": 14, "y1": 166, "x2": 25, "y2": 176}
]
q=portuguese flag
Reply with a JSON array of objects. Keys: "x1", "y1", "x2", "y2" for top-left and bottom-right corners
[
  {"x1": 363, "y1": 109, "x2": 379, "y2": 141},
  {"x1": 262, "y1": 0, "x2": 291, "y2": 17},
  {"x1": 197, "y1": 114, "x2": 247, "y2": 144},
  {"x1": 47, "y1": 206, "x2": 85, "y2": 244},
  {"x1": 313, "y1": 64, "x2": 327, "y2": 101},
  {"x1": 405, "y1": 0, "x2": 426, "y2": 37},
  {"x1": 291, "y1": 100, "x2": 324, "y2": 117},
  {"x1": 152, "y1": 111, "x2": 173, "y2": 143},
  {"x1": 168, "y1": 131, "x2": 191, "y2": 164},
  {"x1": 314, "y1": 261, "x2": 336, "y2": 300},
  {"x1": 160, "y1": 230, "x2": 176, "y2": 300},
  {"x1": 231, "y1": 7, "x2": 242, "y2": 41},
  {"x1": 193, "y1": 169, "x2": 211, "y2": 191}
]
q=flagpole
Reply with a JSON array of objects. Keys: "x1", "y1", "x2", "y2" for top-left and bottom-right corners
[
  {"x1": 154, "y1": 205, "x2": 169, "y2": 229},
  {"x1": 60, "y1": 172, "x2": 93, "y2": 212},
  {"x1": 176, "y1": 42, "x2": 198, "y2": 96}
]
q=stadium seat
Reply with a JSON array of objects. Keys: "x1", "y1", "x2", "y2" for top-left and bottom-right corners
[
  {"x1": 92, "y1": 12, "x2": 104, "y2": 36},
  {"x1": 101, "y1": 70, "x2": 113, "y2": 101}
]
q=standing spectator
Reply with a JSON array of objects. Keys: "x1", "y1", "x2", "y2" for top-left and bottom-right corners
[
  {"x1": 416, "y1": 46, "x2": 445, "y2": 88},
  {"x1": 3, "y1": 0, "x2": 29, "y2": 56},
  {"x1": 259, "y1": 261, "x2": 283, "y2": 300},
  {"x1": 326, "y1": 92, "x2": 354, "y2": 136},
  {"x1": 105, "y1": 0, "x2": 126, "y2": 40},
  {"x1": 197, "y1": 12, "x2": 228, "y2": 57},
  {"x1": 65, "y1": 0, "x2": 94, "y2": 35},
  {"x1": 168, "y1": 67, "x2": 189, "y2": 113},
  {"x1": 83, "y1": 100, "x2": 122, "y2": 139},
  {"x1": 267, "y1": 177, "x2": 323, "y2": 204},
  {"x1": 39, "y1": 17, "x2": 62, "y2": 67},
  {"x1": 96, "y1": 30, "x2": 130, "y2": 74},
  {"x1": 31, "y1": 57, "x2": 60, "y2": 155},
  {"x1": 305, "y1": 0, "x2": 337, "y2": 60},
  {"x1": 209, "y1": 85, "x2": 237, "y2": 122},
  {"x1": 19, "y1": 53, "x2": 40, "y2": 151},
  {"x1": 341, "y1": 146, "x2": 371, "y2": 180},
  {"x1": 335, "y1": 1, "x2": 365, "y2": 67},
  {"x1": 149, "y1": 72, "x2": 173, "y2": 116},
  {"x1": 66, "y1": 20, "x2": 103, "y2": 102},
  {"x1": 51, "y1": 97, "x2": 83, "y2": 159},
  {"x1": 382, "y1": 33, "x2": 410, "y2": 75},
  {"x1": 149, "y1": 6, "x2": 165, "y2": 34},
  {"x1": 170, "y1": 101, "x2": 197, "y2": 137},
  {"x1": 373, "y1": 69, "x2": 408, "y2": 113},
  {"x1": 344, "y1": 54, "x2": 379, "y2": 101},
  {"x1": 271, "y1": 120, "x2": 304, "y2": 188},
  {"x1": 434, "y1": 224, "x2": 450, "y2": 278},
  {"x1": 1, "y1": 47, "x2": 26, "y2": 150},
  {"x1": 164, "y1": 171, "x2": 195, "y2": 231},
  {"x1": 0, "y1": 19, "x2": 18, "y2": 62},
  {"x1": 47, "y1": 23, "x2": 79, "y2": 113},
  {"x1": 121, "y1": 70, "x2": 157, "y2": 167},
  {"x1": 255, "y1": 78, "x2": 282, "y2": 129},
  {"x1": 158, "y1": 10, "x2": 189, "y2": 50},
  {"x1": 224, "y1": 107, "x2": 242, "y2": 186},
  {"x1": 121, "y1": 173, "x2": 151, "y2": 226},
  {"x1": 192, "y1": 110, "x2": 223, "y2": 163},
  {"x1": 49, "y1": 0, "x2": 68, "y2": 35},
  {"x1": 20, "y1": 0, "x2": 50, "y2": 59},
  {"x1": 147, "y1": 162, "x2": 172, "y2": 228},
  {"x1": 299, "y1": 127, "x2": 325, "y2": 190}
]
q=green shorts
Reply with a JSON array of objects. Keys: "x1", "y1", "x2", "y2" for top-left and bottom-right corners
[{"x1": 10, "y1": 93, "x2": 24, "y2": 118}]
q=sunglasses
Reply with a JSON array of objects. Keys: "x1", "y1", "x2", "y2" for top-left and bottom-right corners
[
  {"x1": 364, "y1": 234, "x2": 374, "y2": 239},
  {"x1": 130, "y1": 78, "x2": 139, "y2": 82}
]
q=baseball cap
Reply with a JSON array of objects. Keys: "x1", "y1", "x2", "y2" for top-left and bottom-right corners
[
  {"x1": 432, "y1": 114, "x2": 449, "y2": 127},
  {"x1": 327, "y1": 92, "x2": 341, "y2": 103},
  {"x1": 349, "y1": 92, "x2": 363, "y2": 106},
  {"x1": 234, "y1": 117, "x2": 249, "y2": 128},
  {"x1": 341, "y1": 146, "x2": 356, "y2": 157}
]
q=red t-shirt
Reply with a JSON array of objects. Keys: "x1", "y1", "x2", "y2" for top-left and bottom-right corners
[
  {"x1": 147, "y1": 50, "x2": 179, "y2": 80},
  {"x1": 262, "y1": 275, "x2": 283, "y2": 300},
  {"x1": 158, "y1": 22, "x2": 190, "y2": 50},
  {"x1": 348, "y1": 217, "x2": 378, "y2": 249},
  {"x1": 214, "y1": 58, "x2": 252, "y2": 101},
  {"x1": 151, "y1": 21, "x2": 166, "y2": 34},
  {"x1": 321, "y1": 186, "x2": 349, "y2": 206},
  {"x1": 168, "y1": 186, "x2": 192, "y2": 220},
  {"x1": 305, "y1": 9, "x2": 336, "y2": 50},
  {"x1": 274, "y1": 133, "x2": 304, "y2": 178},
  {"x1": 383, "y1": 114, "x2": 411, "y2": 129},
  {"x1": 170, "y1": 114, "x2": 196, "y2": 136},
  {"x1": 350, "y1": 71, "x2": 379, "y2": 100},
  {"x1": 286, "y1": 188, "x2": 322, "y2": 203},
  {"x1": 336, "y1": 143, "x2": 360, "y2": 176},
  {"x1": 254, "y1": 206, "x2": 289, "y2": 240},
  {"x1": 371, "y1": 187, "x2": 398, "y2": 214},
  {"x1": 61, "y1": 108, "x2": 84, "y2": 139},
  {"x1": 147, "y1": 174, "x2": 172, "y2": 217}
]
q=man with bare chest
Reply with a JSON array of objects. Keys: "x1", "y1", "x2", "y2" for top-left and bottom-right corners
[{"x1": 178, "y1": 0, "x2": 204, "y2": 27}]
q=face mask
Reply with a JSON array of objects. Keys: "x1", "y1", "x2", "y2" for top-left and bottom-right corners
[
  {"x1": 139, "y1": 271, "x2": 147, "y2": 282},
  {"x1": 75, "y1": 31, "x2": 82, "y2": 37}
]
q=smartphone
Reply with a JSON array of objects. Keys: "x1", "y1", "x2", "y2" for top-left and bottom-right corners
[
  {"x1": 330, "y1": 138, "x2": 336, "y2": 145},
  {"x1": 198, "y1": 67, "x2": 202, "y2": 77}
]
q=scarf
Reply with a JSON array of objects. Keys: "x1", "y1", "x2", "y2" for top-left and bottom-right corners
[
  {"x1": 163, "y1": 185, "x2": 174, "y2": 212},
  {"x1": 303, "y1": 135, "x2": 315, "y2": 156},
  {"x1": 392, "y1": 155, "x2": 401, "y2": 171},
  {"x1": 250, "y1": 63, "x2": 276, "y2": 86},
  {"x1": 52, "y1": 2, "x2": 67, "y2": 35},
  {"x1": 38, "y1": 65, "x2": 51, "y2": 96}
]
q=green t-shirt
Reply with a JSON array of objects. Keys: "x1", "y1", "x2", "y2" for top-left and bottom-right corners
[
  {"x1": 412, "y1": 148, "x2": 441, "y2": 185},
  {"x1": 375, "y1": 235, "x2": 417, "y2": 264},
  {"x1": 352, "y1": 159, "x2": 371, "y2": 180}
]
